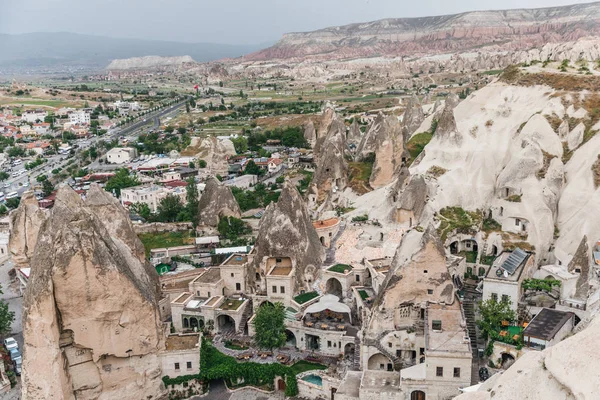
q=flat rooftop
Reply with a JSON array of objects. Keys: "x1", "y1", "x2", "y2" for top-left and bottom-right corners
[
  {"x1": 427, "y1": 303, "x2": 470, "y2": 354},
  {"x1": 361, "y1": 371, "x2": 400, "y2": 391},
  {"x1": 160, "y1": 269, "x2": 204, "y2": 291},
  {"x1": 523, "y1": 308, "x2": 573, "y2": 341},
  {"x1": 269, "y1": 266, "x2": 293, "y2": 276},
  {"x1": 165, "y1": 334, "x2": 200, "y2": 351},
  {"x1": 222, "y1": 254, "x2": 248, "y2": 266},
  {"x1": 204, "y1": 296, "x2": 221, "y2": 307},
  {"x1": 486, "y1": 250, "x2": 530, "y2": 282},
  {"x1": 313, "y1": 218, "x2": 339, "y2": 229},
  {"x1": 192, "y1": 268, "x2": 222, "y2": 284},
  {"x1": 172, "y1": 292, "x2": 193, "y2": 305}
]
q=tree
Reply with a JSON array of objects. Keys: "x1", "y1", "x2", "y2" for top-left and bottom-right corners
[
  {"x1": 130, "y1": 202, "x2": 152, "y2": 221},
  {"x1": 217, "y1": 216, "x2": 252, "y2": 242},
  {"x1": 164, "y1": 126, "x2": 175, "y2": 133},
  {"x1": 177, "y1": 127, "x2": 187, "y2": 135},
  {"x1": 231, "y1": 136, "x2": 248, "y2": 154},
  {"x1": 477, "y1": 298, "x2": 516, "y2": 340},
  {"x1": 198, "y1": 159, "x2": 207, "y2": 168},
  {"x1": 186, "y1": 103, "x2": 190, "y2": 113},
  {"x1": 252, "y1": 302, "x2": 286, "y2": 350},
  {"x1": 104, "y1": 168, "x2": 140, "y2": 198},
  {"x1": 6, "y1": 198, "x2": 20, "y2": 209},
  {"x1": 7, "y1": 147, "x2": 26, "y2": 158},
  {"x1": 244, "y1": 160, "x2": 263, "y2": 176},
  {"x1": 42, "y1": 179, "x2": 54, "y2": 197},
  {"x1": 186, "y1": 177, "x2": 199, "y2": 228},
  {"x1": 0, "y1": 171, "x2": 8, "y2": 181},
  {"x1": 0, "y1": 285, "x2": 14, "y2": 336},
  {"x1": 156, "y1": 194, "x2": 183, "y2": 222}
]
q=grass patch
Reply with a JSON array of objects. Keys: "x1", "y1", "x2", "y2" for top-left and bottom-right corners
[
  {"x1": 481, "y1": 255, "x2": 496, "y2": 266},
  {"x1": 506, "y1": 195, "x2": 522, "y2": 202},
  {"x1": 138, "y1": 230, "x2": 195, "y2": 258},
  {"x1": 289, "y1": 360, "x2": 328, "y2": 375},
  {"x1": 220, "y1": 298, "x2": 245, "y2": 311},
  {"x1": 427, "y1": 165, "x2": 447, "y2": 178},
  {"x1": 225, "y1": 340, "x2": 249, "y2": 351},
  {"x1": 2, "y1": 99, "x2": 72, "y2": 108},
  {"x1": 459, "y1": 251, "x2": 478, "y2": 264},
  {"x1": 294, "y1": 291, "x2": 319, "y2": 304},
  {"x1": 406, "y1": 132, "x2": 433, "y2": 164},
  {"x1": 593, "y1": 156, "x2": 600, "y2": 189},
  {"x1": 348, "y1": 162, "x2": 373, "y2": 194},
  {"x1": 328, "y1": 264, "x2": 353, "y2": 273},
  {"x1": 437, "y1": 207, "x2": 482, "y2": 241},
  {"x1": 482, "y1": 217, "x2": 502, "y2": 233},
  {"x1": 501, "y1": 68, "x2": 600, "y2": 92},
  {"x1": 483, "y1": 70, "x2": 503, "y2": 76},
  {"x1": 537, "y1": 151, "x2": 556, "y2": 179},
  {"x1": 358, "y1": 290, "x2": 369, "y2": 300}
]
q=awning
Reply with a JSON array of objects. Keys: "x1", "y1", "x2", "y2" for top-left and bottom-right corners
[{"x1": 303, "y1": 294, "x2": 352, "y2": 323}]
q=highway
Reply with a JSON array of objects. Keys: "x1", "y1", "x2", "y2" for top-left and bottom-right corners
[{"x1": 1, "y1": 97, "x2": 188, "y2": 198}]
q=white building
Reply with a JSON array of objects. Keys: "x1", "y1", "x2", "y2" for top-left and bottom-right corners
[
  {"x1": 68, "y1": 110, "x2": 91, "y2": 126},
  {"x1": 21, "y1": 110, "x2": 48, "y2": 123},
  {"x1": 106, "y1": 147, "x2": 138, "y2": 164},
  {"x1": 121, "y1": 184, "x2": 186, "y2": 213},
  {"x1": 482, "y1": 248, "x2": 535, "y2": 311}
]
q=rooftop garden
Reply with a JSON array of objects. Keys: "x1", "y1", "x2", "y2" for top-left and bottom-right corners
[
  {"x1": 220, "y1": 298, "x2": 245, "y2": 311},
  {"x1": 459, "y1": 251, "x2": 478, "y2": 264},
  {"x1": 294, "y1": 291, "x2": 319, "y2": 305},
  {"x1": 358, "y1": 290, "x2": 369, "y2": 301},
  {"x1": 328, "y1": 264, "x2": 353, "y2": 274},
  {"x1": 437, "y1": 207, "x2": 482, "y2": 241}
]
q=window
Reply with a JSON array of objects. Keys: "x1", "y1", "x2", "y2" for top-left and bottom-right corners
[
  {"x1": 207, "y1": 292, "x2": 211, "y2": 297},
  {"x1": 197, "y1": 291, "x2": 200, "y2": 296},
  {"x1": 501, "y1": 294, "x2": 510, "y2": 303},
  {"x1": 466, "y1": 241, "x2": 471, "y2": 248},
  {"x1": 327, "y1": 341, "x2": 332, "y2": 347},
  {"x1": 231, "y1": 273, "x2": 234, "y2": 277},
  {"x1": 436, "y1": 367, "x2": 443, "y2": 377},
  {"x1": 174, "y1": 363, "x2": 180, "y2": 371},
  {"x1": 427, "y1": 289, "x2": 433, "y2": 295},
  {"x1": 454, "y1": 367, "x2": 461, "y2": 378},
  {"x1": 272, "y1": 286, "x2": 277, "y2": 293},
  {"x1": 356, "y1": 275, "x2": 360, "y2": 282},
  {"x1": 276, "y1": 258, "x2": 282, "y2": 263},
  {"x1": 236, "y1": 283, "x2": 241, "y2": 291},
  {"x1": 424, "y1": 270, "x2": 428, "y2": 274},
  {"x1": 388, "y1": 342, "x2": 393, "y2": 348},
  {"x1": 280, "y1": 286, "x2": 285, "y2": 294},
  {"x1": 432, "y1": 320, "x2": 442, "y2": 331},
  {"x1": 379, "y1": 364, "x2": 384, "y2": 370},
  {"x1": 491, "y1": 293, "x2": 498, "y2": 302},
  {"x1": 187, "y1": 361, "x2": 193, "y2": 369},
  {"x1": 515, "y1": 218, "x2": 520, "y2": 226}
]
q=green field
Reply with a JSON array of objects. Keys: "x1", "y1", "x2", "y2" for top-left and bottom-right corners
[{"x1": 138, "y1": 230, "x2": 194, "y2": 258}]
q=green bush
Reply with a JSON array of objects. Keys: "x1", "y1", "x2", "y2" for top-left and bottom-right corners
[{"x1": 352, "y1": 214, "x2": 368, "y2": 222}]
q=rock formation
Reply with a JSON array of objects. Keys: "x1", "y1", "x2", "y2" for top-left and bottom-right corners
[
  {"x1": 313, "y1": 105, "x2": 337, "y2": 159},
  {"x1": 197, "y1": 176, "x2": 242, "y2": 227},
  {"x1": 8, "y1": 192, "x2": 47, "y2": 267},
  {"x1": 195, "y1": 136, "x2": 236, "y2": 176},
  {"x1": 455, "y1": 312, "x2": 600, "y2": 399},
  {"x1": 435, "y1": 96, "x2": 462, "y2": 145},
  {"x1": 246, "y1": 2, "x2": 600, "y2": 61},
  {"x1": 402, "y1": 96, "x2": 425, "y2": 137},
  {"x1": 389, "y1": 174, "x2": 428, "y2": 225},
  {"x1": 250, "y1": 181, "x2": 324, "y2": 292},
  {"x1": 566, "y1": 236, "x2": 590, "y2": 301},
  {"x1": 309, "y1": 118, "x2": 349, "y2": 210},
  {"x1": 347, "y1": 119, "x2": 362, "y2": 149},
  {"x1": 355, "y1": 113, "x2": 407, "y2": 189},
  {"x1": 303, "y1": 120, "x2": 317, "y2": 148},
  {"x1": 21, "y1": 185, "x2": 165, "y2": 400}
]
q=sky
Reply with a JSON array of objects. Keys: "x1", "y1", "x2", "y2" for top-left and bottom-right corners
[{"x1": 0, "y1": 0, "x2": 593, "y2": 45}]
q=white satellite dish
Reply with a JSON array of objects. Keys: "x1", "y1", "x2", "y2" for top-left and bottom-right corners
[{"x1": 503, "y1": 271, "x2": 509, "y2": 278}]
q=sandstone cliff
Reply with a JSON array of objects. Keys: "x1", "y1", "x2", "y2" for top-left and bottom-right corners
[
  {"x1": 21, "y1": 185, "x2": 165, "y2": 400},
  {"x1": 247, "y1": 2, "x2": 600, "y2": 61},
  {"x1": 250, "y1": 181, "x2": 324, "y2": 292},
  {"x1": 197, "y1": 176, "x2": 242, "y2": 227},
  {"x1": 106, "y1": 55, "x2": 194, "y2": 70},
  {"x1": 8, "y1": 192, "x2": 48, "y2": 268},
  {"x1": 194, "y1": 136, "x2": 236, "y2": 177}
]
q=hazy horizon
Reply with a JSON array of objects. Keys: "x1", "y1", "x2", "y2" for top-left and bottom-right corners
[{"x1": 0, "y1": 0, "x2": 593, "y2": 45}]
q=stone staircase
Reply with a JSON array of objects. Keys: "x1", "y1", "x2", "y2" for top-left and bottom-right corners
[
  {"x1": 236, "y1": 298, "x2": 253, "y2": 335},
  {"x1": 352, "y1": 337, "x2": 361, "y2": 370},
  {"x1": 462, "y1": 281, "x2": 481, "y2": 385},
  {"x1": 366, "y1": 330, "x2": 403, "y2": 370},
  {"x1": 324, "y1": 222, "x2": 346, "y2": 265}
]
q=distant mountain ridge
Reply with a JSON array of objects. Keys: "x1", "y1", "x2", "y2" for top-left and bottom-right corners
[
  {"x1": 246, "y1": 1, "x2": 600, "y2": 61},
  {"x1": 0, "y1": 32, "x2": 268, "y2": 70}
]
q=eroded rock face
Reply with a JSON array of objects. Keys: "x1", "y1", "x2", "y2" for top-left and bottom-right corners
[
  {"x1": 309, "y1": 118, "x2": 349, "y2": 209},
  {"x1": 347, "y1": 119, "x2": 362, "y2": 148},
  {"x1": 389, "y1": 174, "x2": 428, "y2": 224},
  {"x1": 197, "y1": 177, "x2": 241, "y2": 227},
  {"x1": 358, "y1": 113, "x2": 407, "y2": 189},
  {"x1": 402, "y1": 96, "x2": 425, "y2": 137},
  {"x1": 455, "y1": 312, "x2": 600, "y2": 400},
  {"x1": 304, "y1": 120, "x2": 317, "y2": 148},
  {"x1": 22, "y1": 185, "x2": 164, "y2": 400},
  {"x1": 313, "y1": 105, "x2": 337, "y2": 159},
  {"x1": 435, "y1": 97, "x2": 462, "y2": 145},
  {"x1": 8, "y1": 192, "x2": 48, "y2": 267},
  {"x1": 250, "y1": 181, "x2": 324, "y2": 292},
  {"x1": 195, "y1": 136, "x2": 236, "y2": 176}
]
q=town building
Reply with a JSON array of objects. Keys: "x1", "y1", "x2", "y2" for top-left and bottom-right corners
[
  {"x1": 522, "y1": 308, "x2": 574, "y2": 350},
  {"x1": 106, "y1": 147, "x2": 138, "y2": 164},
  {"x1": 121, "y1": 183, "x2": 186, "y2": 213}
]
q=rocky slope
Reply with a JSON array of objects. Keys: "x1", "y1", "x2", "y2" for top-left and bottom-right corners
[
  {"x1": 197, "y1": 176, "x2": 242, "y2": 227},
  {"x1": 247, "y1": 2, "x2": 600, "y2": 61},
  {"x1": 8, "y1": 192, "x2": 47, "y2": 268},
  {"x1": 250, "y1": 181, "x2": 324, "y2": 292},
  {"x1": 106, "y1": 55, "x2": 194, "y2": 70},
  {"x1": 193, "y1": 136, "x2": 236, "y2": 177},
  {"x1": 21, "y1": 185, "x2": 164, "y2": 400}
]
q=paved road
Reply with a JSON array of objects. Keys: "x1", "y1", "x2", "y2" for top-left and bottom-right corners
[{"x1": 190, "y1": 380, "x2": 286, "y2": 400}]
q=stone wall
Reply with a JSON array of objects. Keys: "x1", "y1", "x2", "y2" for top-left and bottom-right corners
[{"x1": 133, "y1": 222, "x2": 193, "y2": 234}]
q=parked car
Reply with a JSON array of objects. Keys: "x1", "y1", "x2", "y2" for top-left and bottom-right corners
[
  {"x1": 3, "y1": 337, "x2": 18, "y2": 351},
  {"x1": 9, "y1": 348, "x2": 21, "y2": 362},
  {"x1": 13, "y1": 359, "x2": 21, "y2": 376}
]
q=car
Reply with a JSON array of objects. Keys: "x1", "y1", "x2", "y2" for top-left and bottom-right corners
[
  {"x1": 9, "y1": 348, "x2": 21, "y2": 362},
  {"x1": 13, "y1": 359, "x2": 21, "y2": 376},
  {"x1": 3, "y1": 337, "x2": 18, "y2": 351},
  {"x1": 3, "y1": 183, "x2": 10, "y2": 188}
]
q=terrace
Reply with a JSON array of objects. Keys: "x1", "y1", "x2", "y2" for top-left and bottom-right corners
[
  {"x1": 300, "y1": 294, "x2": 358, "y2": 337},
  {"x1": 165, "y1": 333, "x2": 200, "y2": 351},
  {"x1": 328, "y1": 264, "x2": 353, "y2": 274},
  {"x1": 219, "y1": 298, "x2": 246, "y2": 311}
]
